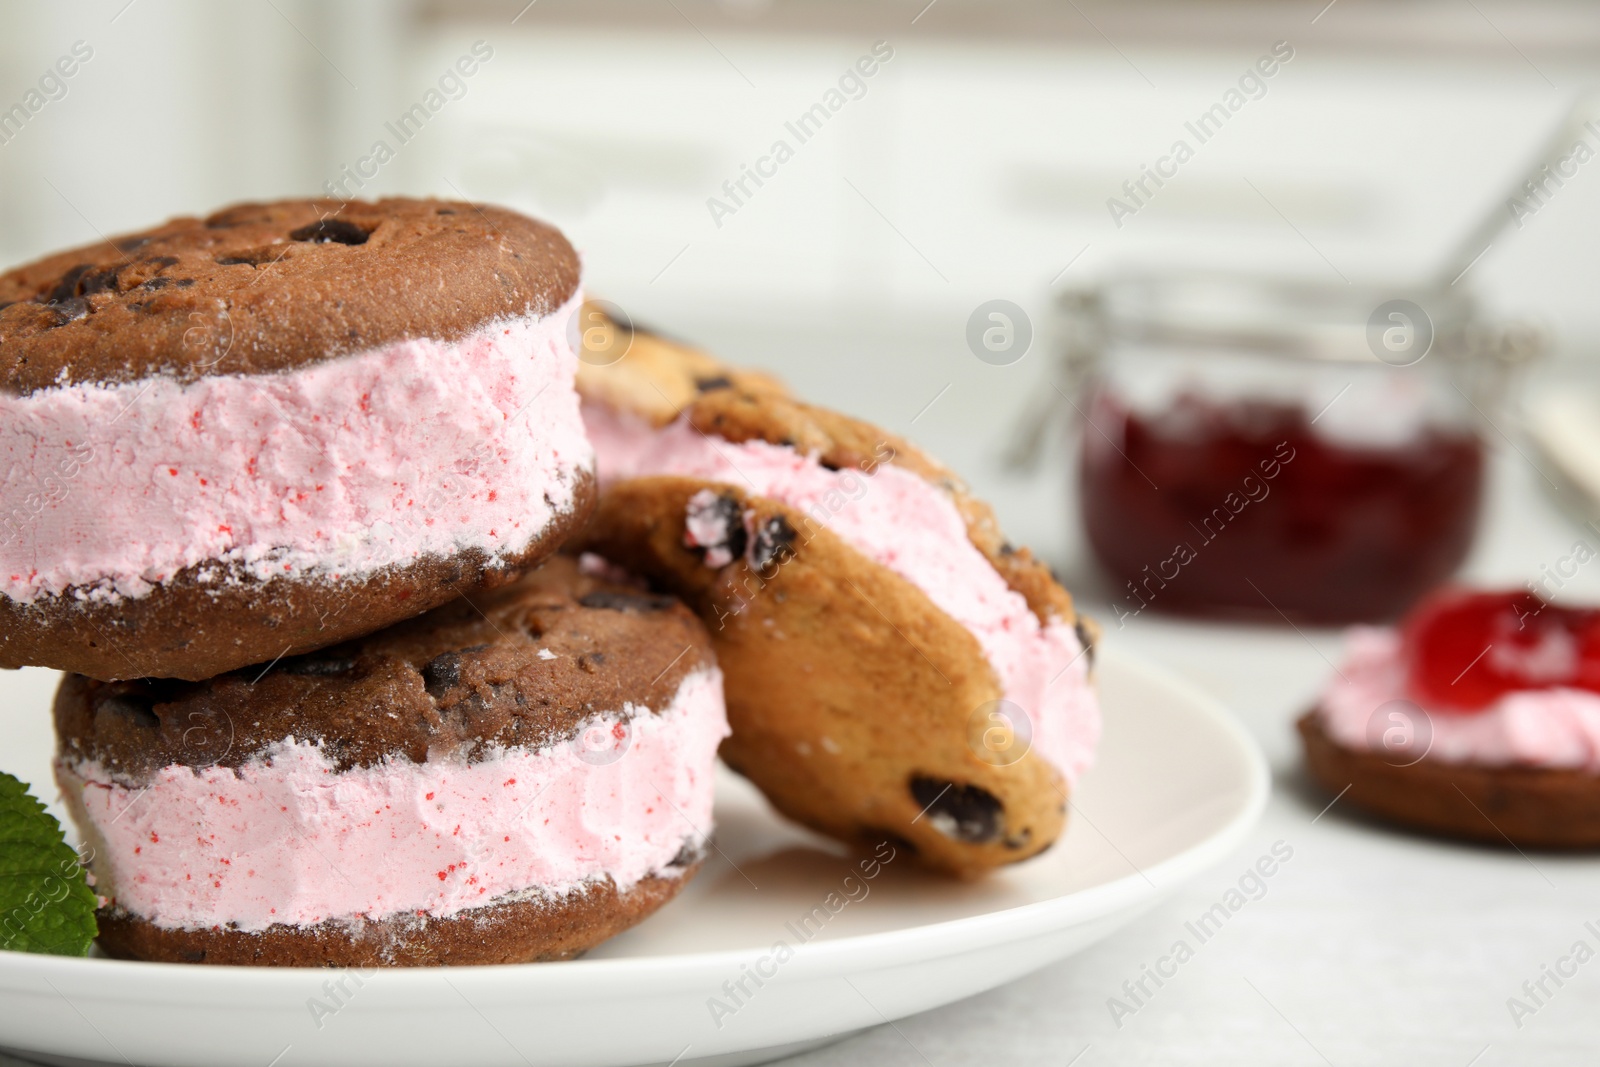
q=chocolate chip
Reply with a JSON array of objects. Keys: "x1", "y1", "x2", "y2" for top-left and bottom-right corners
[
  {"x1": 94, "y1": 693, "x2": 160, "y2": 731},
  {"x1": 277, "y1": 655, "x2": 357, "y2": 677},
  {"x1": 695, "y1": 375, "x2": 733, "y2": 393},
  {"x1": 578, "y1": 652, "x2": 606, "y2": 674},
  {"x1": 577, "y1": 591, "x2": 677, "y2": 613},
  {"x1": 214, "y1": 248, "x2": 282, "y2": 268},
  {"x1": 146, "y1": 255, "x2": 179, "y2": 269},
  {"x1": 78, "y1": 265, "x2": 121, "y2": 297},
  {"x1": 819, "y1": 459, "x2": 843, "y2": 472},
  {"x1": 175, "y1": 279, "x2": 195, "y2": 288},
  {"x1": 289, "y1": 219, "x2": 370, "y2": 245},
  {"x1": 42, "y1": 264, "x2": 92, "y2": 304},
  {"x1": 115, "y1": 236, "x2": 151, "y2": 252},
  {"x1": 421, "y1": 652, "x2": 461, "y2": 698},
  {"x1": 436, "y1": 208, "x2": 457, "y2": 215},
  {"x1": 999, "y1": 541, "x2": 1016, "y2": 556},
  {"x1": 683, "y1": 490, "x2": 747, "y2": 568},
  {"x1": 141, "y1": 277, "x2": 171, "y2": 290},
  {"x1": 750, "y1": 515, "x2": 797, "y2": 576},
  {"x1": 1003, "y1": 827, "x2": 1033, "y2": 850},
  {"x1": 1074, "y1": 617, "x2": 1096, "y2": 669},
  {"x1": 859, "y1": 828, "x2": 916, "y2": 856},
  {"x1": 50, "y1": 297, "x2": 89, "y2": 324},
  {"x1": 909, "y1": 776, "x2": 1004, "y2": 843}
]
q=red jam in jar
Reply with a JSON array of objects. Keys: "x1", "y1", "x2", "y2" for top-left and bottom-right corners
[
  {"x1": 1056, "y1": 274, "x2": 1528, "y2": 625},
  {"x1": 1081, "y1": 393, "x2": 1485, "y2": 624}
]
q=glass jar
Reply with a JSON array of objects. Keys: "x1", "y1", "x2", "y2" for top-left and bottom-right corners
[{"x1": 1058, "y1": 273, "x2": 1538, "y2": 625}]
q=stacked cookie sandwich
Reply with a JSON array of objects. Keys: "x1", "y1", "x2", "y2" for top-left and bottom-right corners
[
  {"x1": 0, "y1": 200, "x2": 728, "y2": 964},
  {"x1": 0, "y1": 199, "x2": 1104, "y2": 965}
]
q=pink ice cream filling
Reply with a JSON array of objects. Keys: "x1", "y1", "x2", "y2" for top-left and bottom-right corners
[
  {"x1": 1319, "y1": 627, "x2": 1600, "y2": 772},
  {"x1": 57, "y1": 669, "x2": 728, "y2": 933},
  {"x1": 583, "y1": 402, "x2": 1101, "y2": 785},
  {"x1": 0, "y1": 293, "x2": 592, "y2": 604}
]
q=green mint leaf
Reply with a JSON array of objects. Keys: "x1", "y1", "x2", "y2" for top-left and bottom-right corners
[{"x1": 0, "y1": 771, "x2": 98, "y2": 956}]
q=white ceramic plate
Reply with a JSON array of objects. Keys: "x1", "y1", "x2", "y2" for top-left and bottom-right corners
[{"x1": 0, "y1": 644, "x2": 1266, "y2": 1067}]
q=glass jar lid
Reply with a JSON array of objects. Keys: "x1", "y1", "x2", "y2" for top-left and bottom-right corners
[{"x1": 1060, "y1": 271, "x2": 1519, "y2": 368}]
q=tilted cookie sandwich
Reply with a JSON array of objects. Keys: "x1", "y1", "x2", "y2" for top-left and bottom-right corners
[
  {"x1": 575, "y1": 320, "x2": 1100, "y2": 877},
  {"x1": 0, "y1": 198, "x2": 593, "y2": 681},
  {"x1": 55, "y1": 555, "x2": 727, "y2": 966},
  {"x1": 1302, "y1": 587, "x2": 1600, "y2": 848}
]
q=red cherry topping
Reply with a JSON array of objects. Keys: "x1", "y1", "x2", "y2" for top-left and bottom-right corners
[{"x1": 1402, "y1": 588, "x2": 1600, "y2": 712}]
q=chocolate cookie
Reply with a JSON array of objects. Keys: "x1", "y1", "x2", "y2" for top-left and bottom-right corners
[
  {"x1": 0, "y1": 199, "x2": 578, "y2": 390},
  {"x1": 0, "y1": 198, "x2": 595, "y2": 681},
  {"x1": 55, "y1": 555, "x2": 728, "y2": 966},
  {"x1": 576, "y1": 323, "x2": 1101, "y2": 877},
  {"x1": 1300, "y1": 712, "x2": 1600, "y2": 849}
]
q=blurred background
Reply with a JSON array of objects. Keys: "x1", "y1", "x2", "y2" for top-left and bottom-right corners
[
  {"x1": 7, "y1": 7, "x2": 1600, "y2": 1062},
  {"x1": 2, "y1": 0, "x2": 1599, "y2": 609}
]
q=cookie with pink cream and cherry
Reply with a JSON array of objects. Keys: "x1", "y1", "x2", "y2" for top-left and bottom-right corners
[
  {"x1": 0, "y1": 198, "x2": 594, "y2": 681},
  {"x1": 54, "y1": 554, "x2": 728, "y2": 966},
  {"x1": 572, "y1": 313, "x2": 1101, "y2": 877},
  {"x1": 1302, "y1": 586, "x2": 1600, "y2": 848}
]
